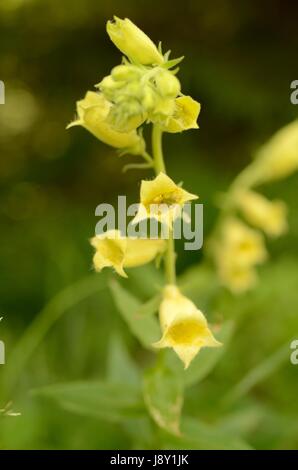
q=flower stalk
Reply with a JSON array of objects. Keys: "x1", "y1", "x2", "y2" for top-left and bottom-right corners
[{"x1": 152, "y1": 124, "x2": 176, "y2": 285}]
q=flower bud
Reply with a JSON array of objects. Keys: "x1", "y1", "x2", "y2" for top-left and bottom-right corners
[
  {"x1": 154, "y1": 69, "x2": 181, "y2": 98},
  {"x1": 254, "y1": 120, "x2": 298, "y2": 182},
  {"x1": 111, "y1": 64, "x2": 142, "y2": 82},
  {"x1": 238, "y1": 190, "x2": 288, "y2": 237},
  {"x1": 107, "y1": 97, "x2": 146, "y2": 133},
  {"x1": 99, "y1": 75, "x2": 126, "y2": 100},
  {"x1": 106, "y1": 17, "x2": 164, "y2": 65}
]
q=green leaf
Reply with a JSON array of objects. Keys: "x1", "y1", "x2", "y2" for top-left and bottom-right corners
[
  {"x1": 126, "y1": 264, "x2": 164, "y2": 298},
  {"x1": 1, "y1": 274, "x2": 106, "y2": 397},
  {"x1": 109, "y1": 279, "x2": 160, "y2": 349},
  {"x1": 163, "y1": 56, "x2": 184, "y2": 69},
  {"x1": 143, "y1": 359, "x2": 184, "y2": 436},
  {"x1": 223, "y1": 343, "x2": 290, "y2": 405},
  {"x1": 32, "y1": 381, "x2": 145, "y2": 422},
  {"x1": 162, "y1": 417, "x2": 252, "y2": 450},
  {"x1": 134, "y1": 294, "x2": 161, "y2": 317},
  {"x1": 178, "y1": 264, "x2": 220, "y2": 311},
  {"x1": 184, "y1": 321, "x2": 235, "y2": 387},
  {"x1": 107, "y1": 333, "x2": 140, "y2": 386}
]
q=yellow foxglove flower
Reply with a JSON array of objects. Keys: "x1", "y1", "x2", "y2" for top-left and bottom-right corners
[
  {"x1": 91, "y1": 230, "x2": 166, "y2": 278},
  {"x1": 149, "y1": 97, "x2": 176, "y2": 122},
  {"x1": 238, "y1": 190, "x2": 288, "y2": 237},
  {"x1": 219, "y1": 218, "x2": 267, "y2": 266},
  {"x1": 132, "y1": 172, "x2": 198, "y2": 228},
  {"x1": 67, "y1": 91, "x2": 145, "y2": 155},
  {"x1": 153, "y1": 285, "x2": 221, "y2": 369},
  {"x1": 255, "y1": 120, "x2": 298, "y2": 182},
  {"x1": 106, "y1": 17, "x2": 164, "y2": 66},
  {"x1": 161, "y1": 96, "x2": 200, "y2": 133},
  {"x1": 217, "y1": 259, "x2": 257, "y2": 294},
  {"x1": 213, "y1": 218, "x2": 267, "y2": 294}
]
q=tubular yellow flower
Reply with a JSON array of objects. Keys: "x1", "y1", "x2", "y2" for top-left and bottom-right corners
[
  {"x1": 67, "y1": 91, "x2": 145, "y2": 154},
  {"x1": 219, "y1": 218, "x2": 267, "y2": 266},
  {"x1": 132, "y1": 172, "x2": 198, "y2": 228},
  {"x1": 238, "y1": 190, "x2": 288, "y2": 237},
  {"x1": 91, "y1": 230, "x2": 166, "y2": 278},
  {"x1": 217, "y1": 256, "x2": 258, "y2": 294},
  {"x1": 160, "y1": 96, "x2": 201, "y2": 133},
  {"x1": 254, "y1": 120, "x2": 298, "y2": 182},
  {"x1": 106, "y1": 17, "x2": 164, "y2": 66},
  {"x1": 153, "y1": 285, "x2": 221, "y2": 369},
  {"x1": 213, "y1": 218, "x2": 267, "y2": 294}
]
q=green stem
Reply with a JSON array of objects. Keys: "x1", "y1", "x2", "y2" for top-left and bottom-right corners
[
  {"x1": 152, "y1": 124, "x2": 176, "y2": 285},
  {"x1": 208, "y1": 161, "x2": 261, "y2": 248},
  {"x1": 165, "y1": 230, "x2": 176, "y2": 284},
  {"x1": 123, "y1": 162, "x2": 153, "y2": 172},
  {"x1": 142, "y1": 151, "x2": 154, "y2": 165},
  {"x1": 152, "y1": 125, "x2": 166, "y2": 173}
]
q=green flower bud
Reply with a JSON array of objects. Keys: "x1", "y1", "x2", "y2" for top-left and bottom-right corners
[
  {"x1": 99, "y1": 75, "x2": 125, "y2": 101},
  {"x1": 154, "y1": 69, "x2": 181, "y2": 98},
  {"x1": 108, "y1": 98, "x2": 146, "y2": 133},
  {"x1": 141, "y1": 85, "x2": 157, "y2": 111},
  {"x1": 111, "y1": 64, "x2": 142, "y2": 82}
]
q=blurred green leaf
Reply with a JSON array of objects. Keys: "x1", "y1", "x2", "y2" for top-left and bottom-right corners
[
  {"x1": 109, "y1": 279, "x2": 160, "y2": 349},
  {"x1": 126, "y1": 265, "x2": 164, "y2": 298},
  {"x1": 143, "y1": 359, "x2": 184, "y2": 436},
  {"x1": 223, "y1": 343, "x2": 290, "y2": 405},
  {"x1": 178, "y1": 264, "x2": 220, "y2": 310},
  {"x1": 135, "y1": 294, "x2": 161, "y2": 317},
  {"x1": 0, "y1": 274, "x2": 106, "y2": 398},
  {"x1": 107, "y1": 334, "x2": 140, "y2": 386},
  {"x1": 184, "y1": 321, "x2": 235, "y2": 387},
  {"x1": 218, "y1": 403, "x2": 265, "y2": 437},
  {"x1": 162, "y1": 416, "x2": 252, "y2": 450},
  {"x1": 32, "y1": 381, "x2": 145, "y2": 422}
]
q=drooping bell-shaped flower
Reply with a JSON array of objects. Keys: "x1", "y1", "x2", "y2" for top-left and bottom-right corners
[
  {"x1": 213, "y1": 218, "x2": 267, "y2": 294},
  {"x1": 67, "y1": 91, "x2": 145, "y2": 155},
  {"x1": 160, "y1": 96, "x2": 201, "y2": 133},
  {"x1": 91, "y1": 230, "x2": 166, "y2": 278},
  {"x1": 132, "y1": 172, "x2": 198, "y2": 228},
  {"x1": 153, "y1": 285, "x2": 221, "y2": 369}
]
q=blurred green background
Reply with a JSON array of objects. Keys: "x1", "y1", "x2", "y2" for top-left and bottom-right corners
[{"x1": 0, "y1": 0, "x2": 298, "y2": 450}]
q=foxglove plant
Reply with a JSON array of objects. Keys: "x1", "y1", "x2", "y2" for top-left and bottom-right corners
[{"x1": 68, "y1": 16, "x2": 220, "y2": 370}]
